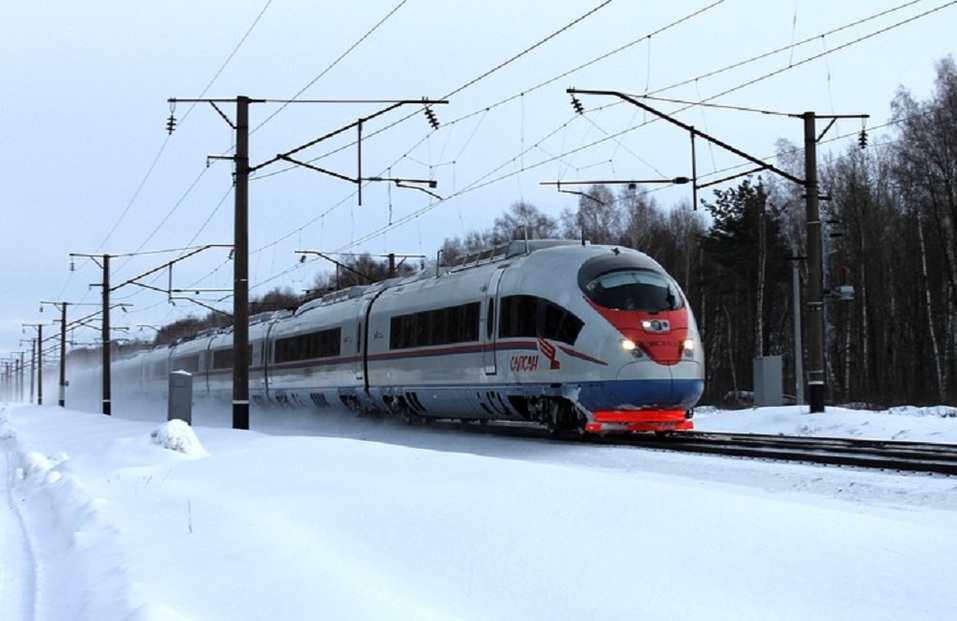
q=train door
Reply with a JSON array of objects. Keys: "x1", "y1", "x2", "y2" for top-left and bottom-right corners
[
  {"x1": 262, "y1": 320, "x2": 282, "y2": 400},
  {"x1": 483, "y1": 267, "x2": 506, "y2": 375},
  {"x1": 202, "y1": 337, "x2": 216, "y2": 397},
  {"x1": 354, "y1": 299, "x2": 368, "y2": 382}
]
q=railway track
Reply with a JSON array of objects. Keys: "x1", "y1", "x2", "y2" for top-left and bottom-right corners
[
  {"x1": 596, "y1": 431, "x2": 957, "y2": 475},
  {"x1": 442, "y1": 420, "x2": 957, "y2": 475}
]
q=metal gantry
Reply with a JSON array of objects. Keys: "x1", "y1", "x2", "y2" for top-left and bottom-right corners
[
  {"x1": 564, "y1": 88, "x2": 866, "y2": 413},
  {"x1": 166, "y1": 96, "x2": 446, "y2": 429}
]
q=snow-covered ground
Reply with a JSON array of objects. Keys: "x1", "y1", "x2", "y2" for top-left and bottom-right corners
[{"x1": 2, "y1": 400, "x2": 956, "y2": 621}]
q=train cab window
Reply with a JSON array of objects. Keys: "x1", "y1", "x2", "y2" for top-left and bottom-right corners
[
  {"x1": 499, "y1": 295, "x2": 583, "y2": 345},
  {"x1": 582, "y1": 269, "x2": 683, "y2": 313}
]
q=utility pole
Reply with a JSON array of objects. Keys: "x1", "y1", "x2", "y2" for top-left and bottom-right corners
[
  {"x1": 803, "y1": 112, "x2": 826, "y2": 413},
  {"x1": 70, "y1": 253, "x2": 114, "y2": 415},
  {"x1": 234, "y1": 96, "x2": 251, "y2": 430},
  {"x1": 102, "y1": 254, "x2": 111, "y2": 415},
  {"x1": 19, "y1": 338, "x2": 35, "y2": 403},
  {"x1": 565, "y1": 89, "x2": 866, "y2": 413},
  {"x1": 168, "y1": 95, "x2": 445, "y2": 429},
  {"x1": 71, "y1": 245, "x2": 228, "y2": 416},
  {"x1": 798, "y1": 112, "x2": 866, "y2": 412},
  {"x1": 17, "y1": 350, "x2": 25, "y2": 402},
  {"x1": 41, "y1": 301, "x2": 70, "y2": 407},
  {"x1": 22, "y1": 324, "x2": 45, "y2": 405},
  {"x1": 41, "y1": 300, "x2": 99, "y2": 407}
]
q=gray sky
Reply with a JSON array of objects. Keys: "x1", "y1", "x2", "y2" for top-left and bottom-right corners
[{"x1": 1, "y1": 0, "x2": 954, "y2": 359}]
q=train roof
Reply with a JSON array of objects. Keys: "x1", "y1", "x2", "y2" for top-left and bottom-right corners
[{"x1": 447, "y1": 239, "x2": 587, "y2": 272}]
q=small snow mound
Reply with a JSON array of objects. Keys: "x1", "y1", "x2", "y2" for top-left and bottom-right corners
[
  {"x1": 17, "y1": 450, "x2": 55, "y2": 480},
  {"x1": 150, "y1": 419, "x2": 209, "y2": 457}
]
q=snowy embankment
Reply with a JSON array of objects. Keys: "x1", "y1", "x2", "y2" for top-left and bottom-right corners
[
  {"x1": 2, "y1": 402, "x2": 957, "y2": 621},
  {"x1": 694, "y1": 404, "x2": 957, "y2": 442}
]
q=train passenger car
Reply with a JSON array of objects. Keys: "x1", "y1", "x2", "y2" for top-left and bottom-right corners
[
  {"x1": 260, "y1": 294, "x2": 364, "y2": 409},
  {"x1": 93, "y1": 240, "x2": 703, "y2": 434}
]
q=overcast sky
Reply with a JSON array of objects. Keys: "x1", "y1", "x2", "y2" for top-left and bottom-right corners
[{"x1": 1, "y1": 0, "x2": 954, "y2": 360}]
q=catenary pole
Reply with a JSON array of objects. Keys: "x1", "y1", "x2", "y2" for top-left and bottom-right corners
[
  {"x1": 803, "y1": 113, "x2": 826, "y2": 413},
  {"x1": 168, "y1": 95, "x2": 445, "y2": 429},
  {"x1": 234, "y1": 96, "x2": 250, "y2": 430},
  {"x1": 102, "y1": 254, "x2": 111, "y2": 415},
  {"x1": 37, "y1": 324, "x2": 43, "y2": 405}
]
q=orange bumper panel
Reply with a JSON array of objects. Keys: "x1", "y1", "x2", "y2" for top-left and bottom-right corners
[{"x1": 585, "y1": 409, "x2": 693, "y2": 433}]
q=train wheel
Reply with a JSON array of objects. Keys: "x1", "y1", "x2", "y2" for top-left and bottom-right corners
[{"x1": 546, "y1": 400, "x2": 584, "y2": 437}]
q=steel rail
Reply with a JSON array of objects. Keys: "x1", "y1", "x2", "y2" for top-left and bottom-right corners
[
  {"x1": 425, "y1": 419, "x2": 957, "y2": 475},
  {"x1": 597, "y1": 431, "x2": 957, "y2": 475}
]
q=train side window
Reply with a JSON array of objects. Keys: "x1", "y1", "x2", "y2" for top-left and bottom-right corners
[
  {"x1": 171, "y1": 354, "x2": 200, "y2": 373},
  {"x1": 389, "y1": 302, "x2": 480, "y2": 350},
  {"x1": 499, "y1": 295, "x2": 582, "y2": 345},
  {"x1": 212, "y1": 349, "x2": 233, "y2": 369},
  {"x1": 486, "y1": 300, "x2": 495, "y2": 340},
  {"x1": 543, "y1": 301, "x2": 583, "y2": 345},
  {"x1": 275, "y1": 327, "x2": 342, "y2": 363}
]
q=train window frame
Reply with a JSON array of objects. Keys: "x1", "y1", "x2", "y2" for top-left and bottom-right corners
[
  {"x1": 212, "y1": 348, "x2": 233, "y2": 370},
  {"x1": 498, "y1": 295, "x2": 583, "y2": 346},
  {"x1": 274, "y1": 327, "x2": 342, "y2": 364},
  {"x1": 389, "y1": 301, "x2": 480, "y2": 350}
]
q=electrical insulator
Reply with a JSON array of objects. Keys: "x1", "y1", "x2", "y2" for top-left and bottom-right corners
[
  {"x1": 858, "y1": 129, "x2": 867, "y2": 149},
  {"x1": 166, "y1": 113, "x2": 177, "y2": 135},
  {"x1": 424, "y1": 107, "x2": 440, "y2": 130},
  {"x1": 571, "y1": 96, "x2": 585, "y2": 115}
]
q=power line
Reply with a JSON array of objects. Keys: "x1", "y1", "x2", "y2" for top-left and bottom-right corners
[
  {"x1": 653, "y1": 0, "x2": 926, "y2": 97},
  {"x1": 451, "y1": 1, "x2": 957, "y2": 201},
  {"x1": 252, "y1": 0, "x2": 410, "y2": 135},
  {"x1": 249, "y1": 0, "x2": 718, "y2": 255},
  {"x1": 702, "y1": 0, "x2": 957, "y2": 105},
  {"x1": 84, "y1": 1, "x2": 957, "y2": 322},
  {"x1": 196, "y1": 0, "x2": 275, "y2": 102},
  {"x1": 444, "y1": 0, "x2": 616, "y2": 100},
  {"x1": 209, "y1": 0, "x2": 957, "y2": 279}
]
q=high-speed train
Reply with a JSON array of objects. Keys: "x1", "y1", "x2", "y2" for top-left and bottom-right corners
[{"x1": 110, "y1": 240, "x2": 705, "y2": 433}]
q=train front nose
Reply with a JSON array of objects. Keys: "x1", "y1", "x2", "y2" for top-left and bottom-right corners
[{"x1": 604, "y1": 360, "x2": 704, "y2": 410}]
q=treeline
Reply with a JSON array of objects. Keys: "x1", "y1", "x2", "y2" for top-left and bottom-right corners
[
  {"x1": 129, "y1": 58, "x2": 957, "y2": 408},
  {"x1": 441, "y1": 57, "x2": 957, "y2": 408}
]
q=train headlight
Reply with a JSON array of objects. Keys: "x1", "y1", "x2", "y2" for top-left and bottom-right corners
[
  {"x1": 682, "y1": 338, "x2": 695, "y2": 358},
  {"x1": 641, "y1": 319, "x2": 670, "y2": 332},
  {"x1": 621, "y1": 339, "x2": 643, "y2": 358}
]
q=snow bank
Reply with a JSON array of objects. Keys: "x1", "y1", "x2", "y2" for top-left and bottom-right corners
[
  {"x1": 2, "y1": 402, "x2": 957, "y2": 620},
  {"x1": 695, "y1": 404, "x2": 957, "y2": 443}
]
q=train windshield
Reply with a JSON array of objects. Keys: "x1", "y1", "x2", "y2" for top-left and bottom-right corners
[{"x1": 582, "y1": 269, "x2": 683, "y2": 313}]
